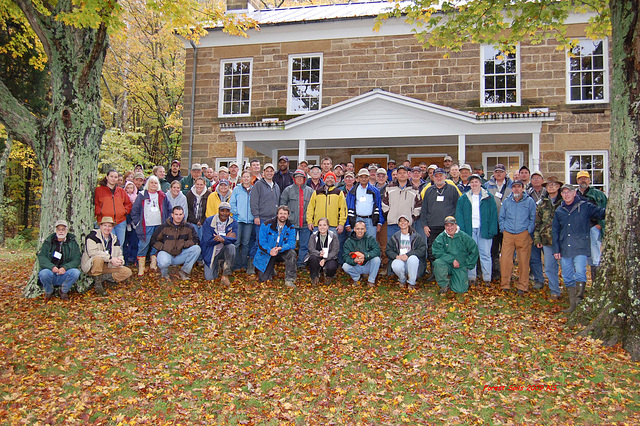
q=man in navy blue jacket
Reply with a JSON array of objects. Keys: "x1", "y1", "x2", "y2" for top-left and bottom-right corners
[
  {"x1": 553, "y1": 183, "x2": 606, "y2": 313},
  {"x1": 201, "y1": 202, "x2": 237, "y2": 285}
]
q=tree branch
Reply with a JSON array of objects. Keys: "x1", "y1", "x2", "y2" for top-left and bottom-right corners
[
  {"x1": 12, "y1": 0, "x2": 53, "y2": 59},
  {"x1": 79, "y1": 22, "x2": 109, "y2": 88},
  {"x1": 0, "y1": 78, "x2": 39, "y2": 149}
]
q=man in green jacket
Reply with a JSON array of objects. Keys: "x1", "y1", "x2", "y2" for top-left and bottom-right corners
[
  {"x1": 576, "y1": 170, "x2": 607, "y2": 279},
  {"x1": 37, "y1": 219, "x2": 82, "y2": 302},
  {"x1": 342, "y1": 220, "x2": 381, "y2": 287},
  {"x1": 432, "y1": 216, "x2": 479, "y2": 295}
]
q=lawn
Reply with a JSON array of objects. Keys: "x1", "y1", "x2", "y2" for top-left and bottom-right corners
[{"x1": 0, "y1": 249, "x2": 638, "y2": 425}]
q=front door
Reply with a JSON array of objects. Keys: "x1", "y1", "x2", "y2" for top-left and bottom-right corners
[{"x1": 353, "y1": 156, "x2": 388, "y2": 171}]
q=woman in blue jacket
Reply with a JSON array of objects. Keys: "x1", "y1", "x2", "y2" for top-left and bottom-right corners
[{"x1": 230, "y1": 170, "x2": 254, "y2": 271}]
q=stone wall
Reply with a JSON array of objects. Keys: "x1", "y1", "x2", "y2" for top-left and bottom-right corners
[{"x1": 181, "y1": 25, "x2": 610, "y2": 177}]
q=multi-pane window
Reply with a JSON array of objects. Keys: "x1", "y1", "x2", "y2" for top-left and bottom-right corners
[
  {"x1": 481, "y1": 46, "x2": 520, "y2": 107},
  {"x1": 288, "y1": 54, "x2": 322, "y2": 114},
  {"x1": 567, "y1": 39, "x2": 608, "y2": 104},
  {"x1": 219, "y1": 59, "x2": 252, "y2": 117},
  {"x1": 483, "y1": 152, "x2": 524, "y2": 181},
  {"x1": 566, "y1": 151, "x2": 608, "y2": 193}
]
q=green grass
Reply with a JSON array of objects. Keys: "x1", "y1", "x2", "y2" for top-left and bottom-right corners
[{"x1": 0, "y1": 254, "x2": 638, "y2": 425}]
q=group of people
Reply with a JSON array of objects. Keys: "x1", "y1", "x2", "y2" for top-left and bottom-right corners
[{"x1": 38, "y1": 155, "x2": 607, "y2": 313}]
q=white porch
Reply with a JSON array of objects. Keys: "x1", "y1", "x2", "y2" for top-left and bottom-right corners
[{"x1": 223, "y1": 89, "x2": 555, "y2": 172}]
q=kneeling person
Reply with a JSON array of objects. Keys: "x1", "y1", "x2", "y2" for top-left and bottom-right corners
[
  {"x1": 307, "y1": 218, "x2": 340, "y2": 285},
  {"x1": 432, "y1": 216, "x2": 479, "y2": 294},
  {"x1": 386, "y1": 215, "x2": 427, "y2": 290},
  {"x1": 342, "y1": 220, "x2": 381, "y2": 287},
  {"x1": 37, "y1": 219, "x2": 82, "y2": 302},
  {"x1": 81, "y1": 216, "x2": 132, "y2": 296},
  {"x1": 201, "y1": 202, "x2": 237, "y2": 285},
  {"x1": 254, "y1": 206, "x2": 298, "y2": 288},
  {"x1": 151, "y1": 206, "x2": 201, "y2": 281}
]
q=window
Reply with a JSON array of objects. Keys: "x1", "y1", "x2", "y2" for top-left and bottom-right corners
[
  {"x1": 566, "y1": 151, "x2": 608, "y2": 193},
  {"x1": 288, "y1": 54, "x2": 322, "y2": 114},
  {"x1": 481, "y1": 45, "x2": 520, "y2": 107},
  {"x1": 566, "y1": 39, "x2": 608, "y2": 104},
  {"x1": 219, "y1": 59, "x2": 252, "y2": 117},
  {"x1": 216, "y1": 157, "x2": 249, "y2": 170},
  {"x1": 482, "y1": 152, "x2": 524, "y2": 181},
  {"x1": 285, "y1": 156, "x2": 320, "y2": 170}
]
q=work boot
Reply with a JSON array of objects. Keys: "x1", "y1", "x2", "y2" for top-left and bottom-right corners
[
  {"x1": 324, "y1": 276, "x2": 332, "y2": 286},
  {"x1": 220, "y1": 275, "x2": 231, "y2": 286},
  {"x1": 149, "y1": 255, "x2": 158, "y2": 271},
  {"x1": 491, "y1": 259, "x2": 501, "y2": 281},
  {"x1": 94, "y1": 275, "x2": 107, "y2": 296},
  {"x1": 576, "y1": 282, "x2": 586, "y2": 304},
  {"x1": 533, "y1": 281, "x2": 544, "y2": 290},
  {"x1": 60, "y1": 291, "x2": 69, "y2": 301},
  {"x1": 137, "y1": 256, "x2": 146, "y2": 276},
  {"x1": 178, "y1": 270, "x2": 190, "y2": 281},
  {"x1": 284, "y1": 280, "x2": 297, "y2": 288},
  {"x1": 44, "y1": 293, "x2": 53, "y2": 303},
  {"x1": 103, "y1": 273, "x2": 116, "y2": 286},
  {"x1": 311, "y1": 277, "x2": 319, "y2": 286},
  {"x1": 564, "y1": 286, "x2": 577, "y2": 314},
  {"x1": 438, "y1": 286, "x2": 449, "y2": 295},
  {"x1": 590, "y1": 266, "x2": 598, "y2": 283},
  {"x1": 246, "y1": 257, "x2": 255, "y2": 275}
]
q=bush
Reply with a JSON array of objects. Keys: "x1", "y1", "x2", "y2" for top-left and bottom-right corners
[{"x1": 5, "y1": 234, "x2": 38, "y2": 250}]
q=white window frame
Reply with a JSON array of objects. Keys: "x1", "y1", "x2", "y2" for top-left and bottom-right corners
[
  {"x1": 565, "y1": 150, "x2": 609, "y2": 194},
  {"x1": 480, "y1": 45, "x2": 521, "y2": 107},
  {"x1": 215, "y1": 157, "x2": 249, "y2": 170},
  {"x1": 482, "y1": 151, "x2": 524, "y2": 180},
  {"x1": 285, "y1": 155, "x2": 320, "y2": 170},
  {"x1": 218, "y1": 58, "x2": 253, "y2": 117},
  {"x1": 287, "y1": 53, "x2": 323, "y2": 115},
  {"x1": 566, "y1": 38, "x2": 609, "y2": 105}
]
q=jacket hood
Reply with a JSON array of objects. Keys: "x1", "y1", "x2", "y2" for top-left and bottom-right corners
[
  {"x1": 465, "y1": 187, "x2": 491, "y2": 201},
  {"x1": 190, "y1": 185, "x2": 208, "y2": 198}
]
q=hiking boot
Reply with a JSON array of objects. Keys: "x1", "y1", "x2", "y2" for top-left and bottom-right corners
[
  {"x1": 576, "y1": 282, "x2": 586, "y2": 304},
  {"x1": 284, "y1": 280, "x2": 297, "y2": 288},
  {"x1": 564, "y1": 286, "x2": 577, "y2": 314},
  {"x1": 533, "y1": 281, "x2": 544, "y2": 290},
  {"x1": 220, "y1": 275, "x2": 231, "y2": 286},
  {"x1": 398, "y1": 282, "x2": 407, "y2": 289},
  {"x1": 438, "y1": 286, "x2": 449, "y2": 295},
  {"x1": 178, "y1": 270, "x2": 190, "y2": 281},
  {"x1": 246, "y1": 258, "x2": 255, "y2": 275},
  {"x1": 60, "y1": 291, "x2": 70, "y2": 301},
  {"x1": 324, "y1": 277, "x2": 332, "y2": 286},
  {"x1": 408, "y1": 285, "x2": 417, "y2": 292},
  {"x1": 311, "y1": 277, "x2": 319, "y2": 286},
  {"x1": 517, "y1": 289, "x2": 525, "y2": 296},
  {"x1": 44, "y1": 293, "x2": 53, "y2": 303},
  {"x1": 149, "y1": 255, "x2": 158, "y2": 271},
  {"x1": 367, "y1": 281, "x2": 376, "y2": 288},
  {"x1": 94, "y1": 276, "x2": 107, "y2": 296}
]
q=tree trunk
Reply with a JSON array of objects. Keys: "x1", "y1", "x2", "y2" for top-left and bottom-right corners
[
  {"x1": 23, "y1": 165, "x2": 31, "y2": 228},
  {"x1": 568, "y1": 0, "x2": 640, "y2": 361},
  {"x1": 0, "y1": 134, "x2": 13, "y2": 246}
]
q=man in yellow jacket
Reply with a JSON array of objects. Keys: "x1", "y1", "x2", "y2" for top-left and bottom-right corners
[{"x1": 306, "y1": 172, "x2": 348, "y2": 236}]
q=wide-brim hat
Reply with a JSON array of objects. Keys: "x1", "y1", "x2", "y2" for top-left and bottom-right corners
[
  {"x1": 99, "y1": 216, "x2": 115, "y2": 225},
  {"x1": 543, "y1": 176, "x2": 564, "y2": 187}
]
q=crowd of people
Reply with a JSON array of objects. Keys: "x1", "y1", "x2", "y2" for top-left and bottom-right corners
[{"x1": 38, "y1": 156, "x2": 607, "y2": 313}]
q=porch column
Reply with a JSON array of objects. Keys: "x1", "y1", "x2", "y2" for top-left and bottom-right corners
[
  {"x1": 458, "y1": 134, "x2": 466, "y2": 165},
  {"x1": 298, "y1": 139, "x2": 307, "y2": 163},
  {"x1": 271, "y1": 149, "x2": 278, "y2": 164},
  {"x1": 236, "y1": 139, "x2": 245, "y2": 170},
  {"x1": 531, "y1": 132, "x2": 540, "y2": 172}
]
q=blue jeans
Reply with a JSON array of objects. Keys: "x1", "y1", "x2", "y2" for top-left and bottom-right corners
[
  {"x1": 391, "y1": 256, "x2": 419, "y2": 285},
  {"x1": 39, "y1": 268, "x2": 81, "y2": 294},
  {"x1": 113, "y1": 220, "x2": 127, "y2": 247},
  {"x1": 137, "y1": 225, "x2": 159, "y2": 257},
  {"x1": 296, "y1": 227, "x2": 311, "y2": 266},
  {"x1": 356, "y1": 216, "x2": 376, "y2": 239},
  {"x1": 542, "y1": 245, "x2": 561, "y2": 295},
  {"x1": 204, "y1": 244, "x2": 236, "y2": 280},
  {"x1": 469, "y1": 228, "x2": 492, "y2": 282},
  {"x1": 156, "y1": 245, "x2": 202, "y2": 276},
  {"x1": 386, "y1": 224, "x2": 400, "y2": 241},
  {"x1": 342, "y1": 256, "x2": 381, "y2": 284},
  {"x1": 560, "y1": 255, "x2": 588, "y2": 288},
  {"x1": 235, "y1": 222, "x2": 254, "y2": 270},
  {"x1": 530, "y1": 243, "x2": 544, "y2": 283},
  {"x1": 338, "y1": 227, "x2": 348, "y2": 265},
  {"x1": 249, "y1": 223, "x2": 261, "y2": 258},
  {"x1": 589, "y1": 226, "x2": 602, "y2": 266}
]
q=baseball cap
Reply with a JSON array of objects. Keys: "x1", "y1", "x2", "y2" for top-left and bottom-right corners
[
  {"x1": 344, "y1": 171, "x2": 355, "y2": 178},
  {"x1": 263, "y1": 163, "x2": 275, "y2": 171},
  {"x1": 201, "y1": 163, "x2": 209, "y2": 169},
  {"x1": 576, "y1": 170, "x2": 590, "y2": 179},
  {"x1": 512, "y1": 179, "x2": 525, "y2": 187},
  {"x1": 218, "y1": 202, "x2": 231, "y2": 210},
  {"x1": 561, "y1": 183, "x2": 575, "y2": 192},
  {"x1": 444, "y1": 155, "x2": 453, "y2": 162},
  {"x1": 368, "y1": 163, "x2": 378, "y2": 170},
  {"x1": 310, "y1": 164, "x2": 321, "y2": 170},
  {"x1": 357, "y1": 168, "x2": 370, "y2": 177},
  {"x1": 469, "y1": 174, "x2": 483, "y2": 182},
  {"x1": 133, "y1": 172, "x2": 145, "y2": 180},
  {"x1": 218, "y1": 166, "x2": 229, "y2": 173},
  {"x1": 531, "y1": 170, "x2": 544, "y2": 179},
  {"x1": 444, "y1": 216, "x2": 457, "y2": 224},
  {"x1": 398, "y1": 214, "x2": 411, "y2": 223},
  {"x1": 171, "y1": 159, "x2": 181, "y2": 166},
  {"x1": 493, "y1": 163, "x2": 506, "y2": 172},
  {"x1": 376, "y1": 168, "x2": 387, "y2": 175},
  {"x1": 460, "y1": 164, "x2": 472, "y2": 172},
  {"x1": 334, "y1": 164, "x2": 344, "y2": 170},
  {"x1": 278, "y1": 155, "x2": 289, "y2": 162},
  {"x1": 433, "y1": 167, "x2": 446, "y2": 175},
  {"x1": 396, "y1": 165, "x2": 410, "y2": 172},
  {"x1": 298, "y1": 159, "x2": 308, "y2": 165},
  {"x1": 411, "y1": 166, "x2": 421, "y2": 172},
  {"x1": 427, "y1": 164, "x2": 438, "y2": 171},
  {"x1": 474, "y1": 164, "x2": 484, "y2": 171},
  {"x1": 388, "y1": 159, "x2": 396, "y2": 164},
  {"x1": 293, "y1": 169, "x2": 306, "y2": 178},
  {"x1": 191, "y1": 163, "x2": 201, "y2": 170},
  {"x1": 228, "y1": 162, "x2": 238, "y2": 168},
  {"x1": 54, "y1": 220, "x2": 68, "y2": 229},
  {"x1": 217, "y1": 179, "x2": 230, "y2": 186}
]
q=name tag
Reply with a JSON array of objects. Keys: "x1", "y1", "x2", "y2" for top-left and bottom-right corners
[
  {"x1": 399, "y1": 248, "x2": 408, "y2": 255},
  {"x1": 53, "y1": 251, "x2": 62, "y2": 259},
  {"x1": 496, "y1": 193, "x2": 503, "y2": 199},
  {"x1": 219, "y1": 232, "x2": 226, "y2": 237},
  {"x1": 436, "y1": 196, "x2": 444, "y2": 202},
  {"x1": 359, "y1": 196, "x2": 367, "y2": 202}
]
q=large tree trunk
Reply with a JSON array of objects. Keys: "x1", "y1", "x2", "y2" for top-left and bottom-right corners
[
  {"x1": 568, "y1": 0, "x2": 640, "y2": 361},
  {"x1": 0, "y1": 134, "x2": 13, "y2": 246},
  {"x1": 0, "y1": 0, "x2": 108, "y2": 297}
]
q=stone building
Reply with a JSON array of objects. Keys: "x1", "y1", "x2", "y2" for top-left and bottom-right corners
[{"x1": 180, "y1": 1, "x2": 610, "y2": 191}]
